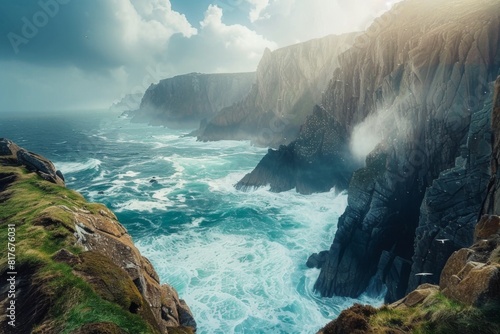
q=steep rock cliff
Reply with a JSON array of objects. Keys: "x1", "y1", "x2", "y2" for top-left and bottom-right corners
[
  {"x1": 318, "y1": 77, "x2": 500, "y2": 331},
  {"x1": 242, "y1": 0, "x2": 500, "y2": 302},
  {"x1": 132, "y1": 72, "x2": 255, "y2": 128},
  {"x1": 197, "y1": 33, "x2": 357, "y2": 147},
  {"x1": 0, "y1": 139, "x2": 195, "y2": 334}
]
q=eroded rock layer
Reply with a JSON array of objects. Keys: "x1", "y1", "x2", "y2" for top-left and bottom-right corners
[
  {"x1": 243, "y1": 0, "x2": 500, "y2": 301},
  {"x1": 133, "y1": 72, "x2": 255, "y2": 128},
  {"x1": 197, "y1": 33, "x2": 357, "y2": 147}
]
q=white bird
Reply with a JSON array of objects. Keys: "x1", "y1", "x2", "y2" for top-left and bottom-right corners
[
  {"x1": 435, "y1": 239, "x2": 450, "y2": 244},
  {"x1": 415, "y1": 273, "x2": 433, "y2": 276}
]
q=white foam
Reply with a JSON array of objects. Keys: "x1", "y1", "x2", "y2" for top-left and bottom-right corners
[
  {"x1": 55, "y1": 158, "x2": 101, "y2": 174},
  {"x1": 117, "y1": 171, "x2": 140, "y2": 179},
  {"x1": 115, "y1": 199, "x2": 169, "y2": 213},
  {"x1": 136, "y1": 190, "x2": 371, "y2": 334}
]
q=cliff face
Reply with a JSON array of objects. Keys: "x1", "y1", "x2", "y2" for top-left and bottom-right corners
[
  {"x1": 133, "y1": 72, "x2": 255, "y2": 128},
  {"x1": 317, "y1": 76, "x2": 500, "y2": 334},
  {"x1": 242, "y1": 0, "x2": 500, "y2": 301},
  {"x1": 0, "y1": 139, "x2": 195, "y2": 334},
  {"x1": 197, "y1": 33, "x2": 357, "y2": 147}
]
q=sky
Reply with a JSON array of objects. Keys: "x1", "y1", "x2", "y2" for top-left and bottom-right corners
[{"x1": 0, "y1": 0, "x2": 401, "y2": 112}]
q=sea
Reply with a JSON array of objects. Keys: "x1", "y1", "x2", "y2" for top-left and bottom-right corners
[{"x1": 0, "y1": 110, "x2": 382, "y2": 334}]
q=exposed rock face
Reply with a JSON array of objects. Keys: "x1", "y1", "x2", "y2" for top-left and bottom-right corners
[
  {"x1": 236, "y1": 105, "x2": 357, "y2": 194},
  {"x1": 482, "y1": 77, "x2": 500, "y2": 215},
  {"x1": 439, "y1": 215, "x2": 500, "y2": 306},
  {"x1": 132, "y1": 72, "x2": 255, "y2": 128},
  {"x1": 0, "y1": 140, "x2": 195, "y2": 334},
  {"x1": 197, "y1": 33, "x2": 357, "y2": 147},
  {"x1": 406, "y1": 88, "x2": 494, "y2": 292},
  {"x1": 257, "y1": 0, "x2": 500, "y2": 302},
  {"x1": 318, "y1": 213, "x2": 500, "y2": 332},
  {"x1": 0, "y1": 138, "x2": 65, "y2": 185},
  {"x1": 318, "y1": 62, "x2": 500, "y2": 334}
]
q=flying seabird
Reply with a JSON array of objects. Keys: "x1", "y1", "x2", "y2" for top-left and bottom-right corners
[
  {"x1": 415, "y1": 273, "x2": 433, "y2": 276},
  {"x1": 435, "y1": 238, "x2": 450, "y2": 244}
]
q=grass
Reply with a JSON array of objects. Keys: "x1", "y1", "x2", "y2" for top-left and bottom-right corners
[
  {"x1": 370, "y1": 292, "x2": 500, "y2": 334},
  {"x1": 0, "y1": 164, "x2": 158, "y2": 333}
]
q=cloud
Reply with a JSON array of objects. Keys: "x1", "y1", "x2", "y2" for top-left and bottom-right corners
[
  {"x1": 164, "y1": 5, "x2": 277, "y2": 74},
  {"x1": 246, "y1": 0, "x2": 270, "y2": 22},
  {"x1": 0, "y1": 0, "x2": 196, "y2": 69},
  {"x1": 0, "y1": 0, "x2": 402, "y2": 112},
  {"x1": 248, "y1": 0, "x2": 402, "y2": 45}
]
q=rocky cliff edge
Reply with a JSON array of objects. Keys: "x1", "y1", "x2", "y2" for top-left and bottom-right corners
[{"x1": 0, "y1": 138, "x2": 195, "y2": 334}]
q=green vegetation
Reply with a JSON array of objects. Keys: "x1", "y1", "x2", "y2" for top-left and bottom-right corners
[
  {"x1": 0, "y1": 165, "x2": 158, "y2": 333},
  {"x1": 370, "y1": 293, "x2": 500, "y2": 334}
]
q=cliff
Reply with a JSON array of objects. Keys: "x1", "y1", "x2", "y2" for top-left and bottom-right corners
[
  {"x1": 0, "y1": 138, "x2": 195, "y2": 334},
  {"x1": 132, "y1": 72, "x2": 255, "y2": 128},
  {"x1": 197, "y1": 33, "x2": 357, "y2": 147},
  {"x1": 239, "y1": 0, "x2": 500, "y2": 302},
  {"x1": 317, "y1": 75, "x2": 500, "y2": 334}
]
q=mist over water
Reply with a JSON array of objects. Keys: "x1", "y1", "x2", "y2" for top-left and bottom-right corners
[{"x1": 0, "y1": 111, "x2": 383, "y2": 333}]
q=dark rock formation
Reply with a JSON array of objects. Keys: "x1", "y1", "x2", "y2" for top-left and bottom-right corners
[
  {"x1": 236, "y1": 105, "x2": 357, "y2": 194},
  {"x1": 132, "y1": 72, "x2": 255, "y2": 128},
  {"x1": 482, "y1": 77, "x2": 500, "y2": 215},
  {"x1": 252, "y1": 0, "x2": 500, "y2": 302},
  {"x1": 407, "y1": 87, "x2": 494, "y2": 292},
  {"x1": 318, "y1": 213, "x2": 500, "y2": 333},
  {"x1": 0, "y1": 140, "x2": 195, "y2": 334},
  {"x1": 197, "y1": 33, "x2": 357, "y2": 147}
]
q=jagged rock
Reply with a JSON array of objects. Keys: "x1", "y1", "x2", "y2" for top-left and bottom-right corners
[
  {"x1": 237, "y1": 105, "x2": 357, "y2": 194},
  {"x1": 306, "y1": 250, "x2": 330, "y2": 269},
  {"x1": 198, "y1": 33, "x2": 358, "y2": 147},
  {"x1": 407, "y1": 83, "x2": 494, "y2": 292},
  {"x1": 482, "y1": 77, "x2": 500, "y2": 215},
  {"x1": 132, "y1": 72, "x2": 255, "y2": 128},
  {"x1": 307, "y1": 0, "x2": 500, "y2": 302}
]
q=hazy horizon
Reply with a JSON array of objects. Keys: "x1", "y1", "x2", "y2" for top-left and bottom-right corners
[{"x1": 0, "y1": 0, "x2": 401, "y2": 113}]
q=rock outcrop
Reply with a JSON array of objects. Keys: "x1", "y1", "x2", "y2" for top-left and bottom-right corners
[
  {"x1": 132, "y1": 72, "x2": 255, "y2": 128},
  {"x1": 317, "y1": 57, "x2": 500, "y2": 334},
  {"x1": 236, "y1": 105, "x2": 357, "y2": 193},
  {"x1": 197, "y1": 33, "x2": 357, "y2": 147},
  {"x1": 237, "y1": 0, "x2": 500, "y2": 302},
  {"x1": 318, "y1": 216, "x2": 500, "y2": 333},
  {"x1": 0, "y1": 140, "x2": 195, "y2": 334},
  {"x1": 0, "y1": 138, "x2": 65, "y2": 186}
]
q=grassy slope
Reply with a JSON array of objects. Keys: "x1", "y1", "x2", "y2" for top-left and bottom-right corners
[
  {"x1": 370, "y1": 293, "x2": 500, "y2": 334},
  {"x1": 0, "y1": 165, "x2": 158, "y2": 334}
]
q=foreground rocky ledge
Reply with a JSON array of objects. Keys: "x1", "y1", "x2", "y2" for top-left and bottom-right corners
[{"x1": 0, "y1": 138, "x2": 195, "y2": 334}]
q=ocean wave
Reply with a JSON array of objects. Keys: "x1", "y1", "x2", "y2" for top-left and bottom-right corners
[
  {"x1": 54, "y1": 158, "x2": 102, "y2": 174},
  {"x1": 114, "y1": 199, "x2": 169, "y2": 213}
]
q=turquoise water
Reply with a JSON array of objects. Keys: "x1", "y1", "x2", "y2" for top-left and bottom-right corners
[{"x1": 0, "y1": 111, "x2": 382, "y2": 333}]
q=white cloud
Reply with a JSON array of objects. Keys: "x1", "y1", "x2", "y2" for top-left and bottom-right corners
[
  {"x1": 247, "y1": 0, "x2": 270, "y2": 22},
  {"x1": 200, "y1": 5, "x2": 277, "y2": 60},
  {"x1": 249, "y1": 0, "x2": 402, "y2": 45},
  {"x1": 113, "y1": 0, "x2": 197, "y2": 61}
]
